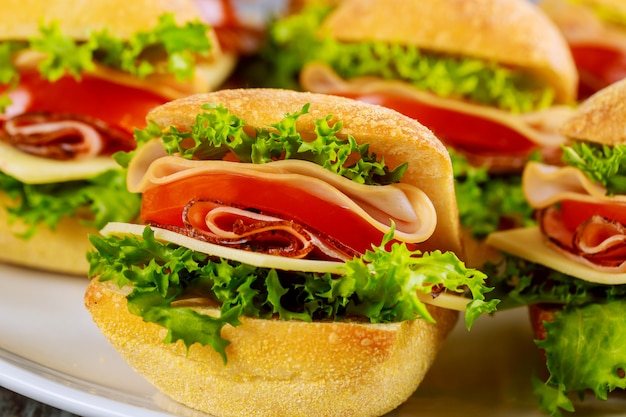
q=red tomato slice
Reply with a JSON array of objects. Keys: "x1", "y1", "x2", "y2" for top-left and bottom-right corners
[
  {"x1": 3, "y1": 72, "x2": 168, "y2": 135},
  {"x1": 141, "y1": 173, "x2": 386, "y2": 255},
  {"x1": 336, "y1": 92, "x2": 537, "y2": 157},
  {"x1": 571, "y1": 45, "x2": 626, "y2": 99},
  {"x1": 560, "y1": 199, "x2": 626, "y2": 231}
]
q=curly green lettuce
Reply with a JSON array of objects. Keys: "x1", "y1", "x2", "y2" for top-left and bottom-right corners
[
  {"x1": 87, "y1": 225, "x2": 498, "y2": 363},
  {"x1": 534, "y1": 302, "x2": 626, "y2": 417},
  {"x1": 483, "y1": 254, "x2": 626, "y2": 416},
  {"x1": 0, "y1": 14, "x2": 213, "y2": 111},
  {"x1": 0, "y1": 169, "x2": 140, "y2": 238},
  {"x1": 562, "y1": 141, "x2": 626, "y2": 195},
  {"x1": 129, "y1": 102, "x2": 407, "y2": 186},
  {"x1": 249, "y1": 4, "x2": 555, "y2": 113}
]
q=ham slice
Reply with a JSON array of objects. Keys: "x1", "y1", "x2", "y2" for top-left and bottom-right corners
[
  {"x1": 158, "y1": 202, "x2": 358, "y2": 261},
  {"x1": 539, "y1": 207, "x2": 626, "y2": 273},
  {"x1": 0, "y1": 112, "x2": 132, "y2": 160},
  {"x1": 523, "y1": 161, "x2": 626, "y2": 208}
]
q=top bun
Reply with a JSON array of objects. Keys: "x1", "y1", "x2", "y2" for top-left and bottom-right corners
[
  {"x1": 320, "y1": 0, "x2": 578, "y2": 104},
  {"x1": 0, "y1": 0, "x2": 203, "y2": 40},
  {"x1": 145, "y1": 88, "x2": 463, "y2": 256},
  {"x1": 560, "y1": 77, "x2": 626, "y2": 146}
]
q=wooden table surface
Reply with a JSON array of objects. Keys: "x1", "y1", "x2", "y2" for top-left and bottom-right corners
[{"x1": 0, "y1": 386, "x2": 78, "y2": 417}]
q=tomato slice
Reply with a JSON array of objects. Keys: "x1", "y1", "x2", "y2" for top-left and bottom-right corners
[
  {"x1": 560, "y1": 199, "x2": 626, "y2": 231},
  {"x1": 3, "y1": 72, "x2": 168, "y2": 134},
  {"x1": 141, "y1": 173, "x2": 386, "y2": 255},
  {"x1": 336, "y1": 92, "x2": 537, "y2": 157},
  {"x1": 571, "y1": 45, "x2": 626, "y2": 99}
]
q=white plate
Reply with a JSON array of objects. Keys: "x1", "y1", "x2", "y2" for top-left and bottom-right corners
[{"x1": 0, "y1": 263, "x2": 624, "y2": 417}]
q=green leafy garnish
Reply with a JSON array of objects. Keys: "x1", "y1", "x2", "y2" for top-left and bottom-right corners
[
  {"x1": 482, "y1": 254, "x2": 626, "y2": 310},
  {"x1": 532, "y1": 376, "x2": 575, "y2": 417},
  {"x1": 450, "y1": 149, "x2": 535, "y2": 238},
  {"x1": 250, "y1": 4, "x2": 555, "y2": 113},
  {"x1": 0, "y1": 14, "x2": 212, "y2": 111},
  {"x1": 0, "y1": 169, "x2": 140, "y2": 238},
  {"x1": 30, "y1": 22, "x2": 97, "y2": 81},
  {"x1": 537, "y1": 302, "x2": 626, "y2": 416},
  {"x1": 135, "y1": 102, "x2": 407, "y2": 185},
  {"x1": 562, "y1": 141, "x2": 626, "y2": 195},
  {"x1": 483, "y1": 254, "x2": 626, "y2": 415},
  {"x1": 89, "y1": 14, "x2": 212, "y2": 81},
  {"x1": 88, "y1": 225, "x2": 497, "y2": 363}
]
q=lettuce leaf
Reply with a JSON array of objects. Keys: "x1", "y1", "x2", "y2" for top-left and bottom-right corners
[
  {"x1": 87, "y1": 225, "x2": 498, "y2": 363},
  {"x1": 133, "y1": 102, "x2": 407, "y2": 185},
  {"x1": 252, "y1": 4, "x2": 555, "y2": 113},
  {"x1": 483, "y1": 254, "x2": 626, "y2": 416},
  {"x1": 562, "y1": 141, "x2": 626, "y2": 195},
  {"x1": 0, "y1": 169, "x2": 140, "y2": 238},
  {"x1": 482, "y1": 254, "x2": 626, "y2": 310},
  {"x1": 535, "y1": 302, "x2": 626, "y2": 416},
  {"x1": 450, "y1": 149, "x2": 535, "y2": 238}
]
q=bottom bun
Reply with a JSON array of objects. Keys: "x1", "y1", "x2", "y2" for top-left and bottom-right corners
[
  {"x1": 0, "y1": 193, "x2": 93, "y2": 275},
  {"x1": 85, "y1": 278, "x2": 459, "y2": 417}
]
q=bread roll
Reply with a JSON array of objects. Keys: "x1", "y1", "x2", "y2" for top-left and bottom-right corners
[
  {"x1": 0, "y1": 1, "x2": 236, "y2": 276},
  {"x1": 85, "y1": 89, "x2": 470, "y2": 416}
]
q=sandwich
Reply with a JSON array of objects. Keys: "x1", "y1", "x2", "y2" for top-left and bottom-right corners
[
  {"x1": 0, "y1": 0, "x2": 236, "y2": 275},
  {"x1": 84, "y1": 88, "x2": 498, "y2": 417},
  {"x1": 485, "y1": 77, "x2": 626, "y2": 415},
  {"x1": 246, "y1": 0, "x2": 579, "y2": 264},
  {"x1": 540, "y1": 0, "x2": 626, "y2": 99}
]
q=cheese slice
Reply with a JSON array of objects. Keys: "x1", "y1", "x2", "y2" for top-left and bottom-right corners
[
  {"x1": 417, "y1": 291, "x2": 472, "y2": 312},
  {"x1": 486, "y1": 226, "x2": 626, "y2": 284},
  {"x1": 101, "y1": 222, "x2": 346, "y2": 274},
  {"x1": 101, "y1": 222, "x2": 470, "y2": 311},
  {"x1": 0, "y1": 142, "x2": 119, "y2": 184}
]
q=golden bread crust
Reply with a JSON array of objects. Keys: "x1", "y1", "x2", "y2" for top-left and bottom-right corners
[
  {"x1": 321, "y1": 0, "x2": 577, "y2": 103},
  {"x1": 0, "y1": 193, "x2": 93, "y2": 275},
  {"x1": 145, "y1": 88, "x2": 463, "y2": 255},
  {"x1": 560, "y1": 77, "x2": 626, "y2": 145},
  {"x1": 85, "y1": 278, "x2": 458, "y2": 417},
  {"x1": 0, "y1": 0, "x2": 201, "y2": 40}
]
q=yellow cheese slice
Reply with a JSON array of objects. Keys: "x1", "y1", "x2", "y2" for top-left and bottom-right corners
[
  {"x1": 0, "y1": 142, "x2": 119, "y2": 184},
  {"x1": 100, "y1": 222, "x2": 346, "y2": 274},
  {"x1": 486, "y1": 226, "x2": 626, "y2": 285},
  {"x1": 417, "y1": 291, "x2": 472, "y2": 312}
]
